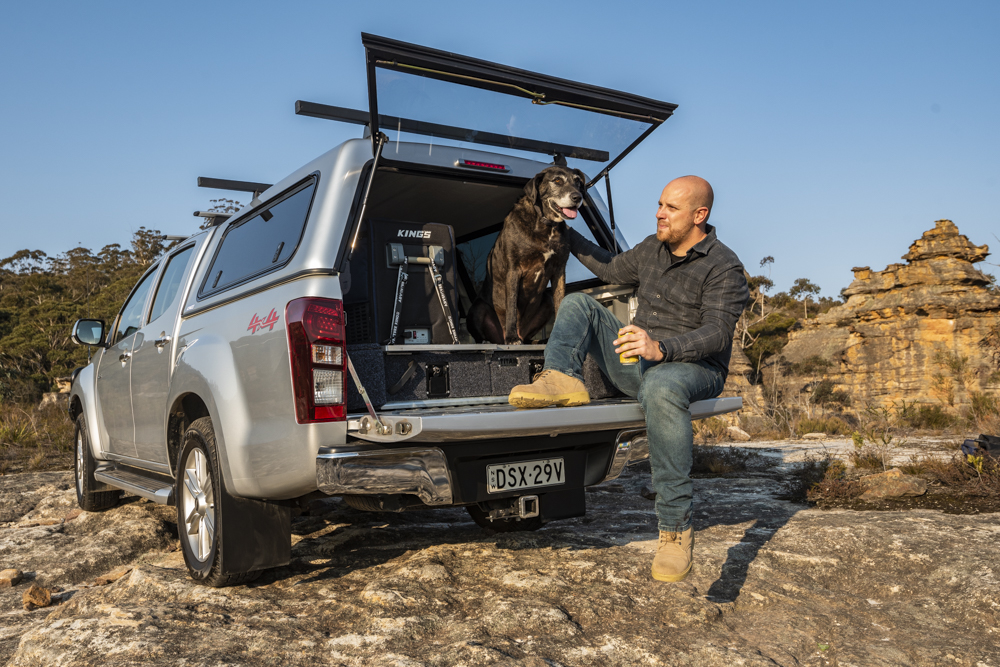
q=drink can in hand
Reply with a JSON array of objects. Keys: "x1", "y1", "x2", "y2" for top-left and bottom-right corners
[{"x1": 618, "y1": 328, "x2": 639, "y2": 364}]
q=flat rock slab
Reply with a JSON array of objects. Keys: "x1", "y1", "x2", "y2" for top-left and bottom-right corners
[{"x1": 1, "y1": 464, "x2": 998, "y2": 666}]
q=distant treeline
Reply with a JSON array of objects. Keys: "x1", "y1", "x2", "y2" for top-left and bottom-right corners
[{"x1": 0, "y1": 228, "x2": 173, "y2": 401}]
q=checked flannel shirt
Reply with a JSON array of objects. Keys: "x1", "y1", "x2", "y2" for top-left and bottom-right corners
[{"x1": 568, "y1": 224, "x2": 749, "y2": 379}]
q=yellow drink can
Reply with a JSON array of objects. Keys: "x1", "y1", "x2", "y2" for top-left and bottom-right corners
[{"x1": 618, "y1": 328, "x2": 639, "y2": 364}]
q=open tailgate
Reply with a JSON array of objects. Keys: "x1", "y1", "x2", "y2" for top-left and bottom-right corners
[{"x1": 347, "y1": 396, "x2": 742, "y2": 444}]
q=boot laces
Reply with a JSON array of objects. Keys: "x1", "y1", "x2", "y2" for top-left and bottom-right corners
[{"x1": 532, "y1": 370, "x2": 554, "y2": 383}]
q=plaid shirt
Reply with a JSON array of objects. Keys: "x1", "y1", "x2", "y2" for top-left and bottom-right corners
[{"x1": 569, "y1": 224, "x2": 749, "y2": 378}]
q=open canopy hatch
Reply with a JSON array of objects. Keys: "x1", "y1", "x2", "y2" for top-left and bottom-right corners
[{"x1": 330, "y1": 33, "x2": 677, "y2": 186}]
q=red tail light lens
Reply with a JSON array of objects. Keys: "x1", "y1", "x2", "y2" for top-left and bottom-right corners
[{"x1": 286, "y1": 297, "x2": 346, "y2": 423}]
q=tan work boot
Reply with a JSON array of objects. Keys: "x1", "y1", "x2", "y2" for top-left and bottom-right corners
[
  {"x1": 651, "y1": 527, "x2": 694, "y2": 582},
  {"x1": 508, "y1": 370, "x2": 590, "y2": 408}
]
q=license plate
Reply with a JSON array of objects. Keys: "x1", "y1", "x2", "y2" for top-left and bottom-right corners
[{"x1": 487, "y1": 458, "x2": 565, "y2": 493}]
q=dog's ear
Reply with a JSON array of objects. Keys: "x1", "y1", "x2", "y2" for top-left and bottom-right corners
[{"x1": 523, "y1": 171, "x2": 546, "y2": 203}]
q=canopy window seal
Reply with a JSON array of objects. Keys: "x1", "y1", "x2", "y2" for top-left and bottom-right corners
[{"x1": 374, "y1": 60, "x2": 666, "y2": 125}]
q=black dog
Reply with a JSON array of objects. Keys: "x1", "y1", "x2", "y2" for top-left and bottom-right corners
[{"x1": 468, "y1": 166, "x2": 586, "y2": 344}]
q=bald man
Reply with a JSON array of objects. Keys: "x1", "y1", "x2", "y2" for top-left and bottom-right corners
[{"x1": 509, "y1": 175, "x2": 749, "y2": 582}]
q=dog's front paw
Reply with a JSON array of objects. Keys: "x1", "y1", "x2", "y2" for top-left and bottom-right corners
[{"x1": 504, "y1": 338, "x2": 523, "y2": 345}]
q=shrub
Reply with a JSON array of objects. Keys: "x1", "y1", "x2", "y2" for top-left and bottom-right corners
[
  {"x1": 898, "y1": 404, "x2": 955, "y2": 430},
  {"x1": 789, "y1": 355, "x2": 832, "y2": 375},
  {"x1": 794, "y1": 416, "x2": 852, "y2": 436},
  {"x1": 810, "y1": 379, "x2": 851, "y2": 407},
  {"x1": 969, "y1": 392, "x2": 999, "y2": 422},
  {"x1": 783, "y1": 455, "x2": 857, "y2": 502},
  {"x1": 737, "y1": 415, "x2": 786, "y2": 441},
  {"x1": 693, "y1": 416, "x2": 731, "y2": 443},
  {"x1": 849, "y1": 446, "x2": 885, "y2": 470}
]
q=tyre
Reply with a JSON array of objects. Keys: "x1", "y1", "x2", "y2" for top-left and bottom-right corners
[
  {"x1": 467, "y1": 504, "x2": 543, "y2": 532},
  {"x1": 74, "y1": 414, "x2": 121, "y2": 512},
  {"x1": 176, "y1": 417, "x2": 260, "y2": 587}
]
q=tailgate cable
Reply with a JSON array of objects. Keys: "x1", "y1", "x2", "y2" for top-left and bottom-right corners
[{"x1": 345, "y1": 353, "x2": 391, "y2": 435}]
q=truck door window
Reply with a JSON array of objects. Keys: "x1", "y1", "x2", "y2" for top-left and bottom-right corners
[
  {"x1": 148, "y1": 245, "x2": 194, "y2": 325},
  {"x1": 200, "y1": 178, "x2": 317, "y2": 297},
  {"x1": 113, "y1": 268, "x2": 157, "y2": 344}
]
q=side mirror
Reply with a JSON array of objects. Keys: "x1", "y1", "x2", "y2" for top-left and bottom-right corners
[{"x1": 72, "y1": 319, "x2": 107, "y2": 347}]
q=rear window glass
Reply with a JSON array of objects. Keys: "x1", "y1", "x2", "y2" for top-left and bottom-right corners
[{"x1": 200, "y1": 178, "x2": 316, "y2": 297}]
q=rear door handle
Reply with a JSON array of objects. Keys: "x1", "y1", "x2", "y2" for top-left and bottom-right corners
[
  {"x1": 119, "y1": 352, "x2": 131, "y2": 363},
  {"x1": 155, "y1": 334, "x2": 172, "y2": 350}
]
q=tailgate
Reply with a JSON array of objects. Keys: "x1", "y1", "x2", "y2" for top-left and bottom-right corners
[{"x1": 346, "y1": 396, "x2": 742, "y2": 444}]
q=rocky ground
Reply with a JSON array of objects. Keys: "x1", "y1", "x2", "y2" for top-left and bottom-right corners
[{"x1": 1, "y1": 445, "x2": 998, "y2": 667}]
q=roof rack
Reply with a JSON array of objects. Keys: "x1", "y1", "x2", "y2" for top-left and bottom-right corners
[
  {"x1": 193, "y1": 211, "x2": 232, "y2": 227},
  {"x1": 295, "y1": 100, "x2": 609, "y2": 162},
  {"x1": 197, "y1": 177, "x2": 273, "y2": 194}
]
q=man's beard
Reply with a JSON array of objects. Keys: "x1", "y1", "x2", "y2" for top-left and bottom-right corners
[{"x1": 657, "y1": 221, "x2": 692, "y2": 246}]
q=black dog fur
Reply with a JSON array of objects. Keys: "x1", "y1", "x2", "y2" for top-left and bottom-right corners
[{"x1": 467, "y1": 166, "x2": 586, "y2": 344}]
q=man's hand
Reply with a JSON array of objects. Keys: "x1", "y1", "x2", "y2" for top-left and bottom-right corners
[{"x1": 614, "y1": 325, "x2": 664, "y2": 362}]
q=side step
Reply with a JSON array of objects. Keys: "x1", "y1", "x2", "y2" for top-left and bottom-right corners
[{"x1": 94, "y1": 464, "x2": 175, "y2": 505}]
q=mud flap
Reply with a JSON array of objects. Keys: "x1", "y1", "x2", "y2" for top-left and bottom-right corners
[{"x1": 219, "y1": 490, "x2": 291, "y2": 574}]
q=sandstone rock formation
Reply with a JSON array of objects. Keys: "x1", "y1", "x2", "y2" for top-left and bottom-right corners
[
  {"x1": 2, "y1": 462, "x2": 998, "y2": 665},
  {"x1": 782, "y1": 220, "x2": 1000, "y2": 408}
]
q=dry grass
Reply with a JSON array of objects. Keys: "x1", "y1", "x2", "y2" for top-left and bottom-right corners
[
  {"x1": 735, "y1": 415, "x2": 786, "y2": 441},
  {"x1": 0, "y1": 402, "x2": 74, "y2": 474},
  {"x1": 793, "y1": 415, "x2": 853, "y2": 436},
  {"x1": 806, "y1": 449, "x2": 1000, "y2": 506},
  {"x1": 692, "y1": 417, "x2": 732, "y2": 444}
]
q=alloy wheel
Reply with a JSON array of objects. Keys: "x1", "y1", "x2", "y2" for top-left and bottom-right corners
[
  {"x1": 75, "y1": 430, "x2": 84, "y2": 497},
  {"x1": 181, "y1": 448, "x2": 215, "y2": 561}
]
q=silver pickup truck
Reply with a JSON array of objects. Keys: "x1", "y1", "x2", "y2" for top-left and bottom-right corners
[{"x1": 68, "y1": 34, "x2": 741, "y2": 586}]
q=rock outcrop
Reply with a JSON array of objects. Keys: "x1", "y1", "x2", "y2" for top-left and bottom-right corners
[
  {"x1": 782, "y1": 220, "x2": 1000, "y2": 408},
  {"x1": 2, "y1": 461, "x2": 999, "y2": 665}
]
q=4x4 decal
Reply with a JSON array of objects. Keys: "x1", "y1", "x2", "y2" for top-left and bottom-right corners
[{"x1": 248, "y1": 308, "x2": 280, "y2": 334}]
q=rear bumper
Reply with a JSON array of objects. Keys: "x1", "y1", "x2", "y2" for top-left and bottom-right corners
[
  {"x1": 316, "y1": 425, "x2": 652, "y2": 508},
  {"x1": 601, "y1": 428, "x2": 649, "y2": 483},
  {"x1": 316, "y1": 447, "x2": 453, "y2": 505}
]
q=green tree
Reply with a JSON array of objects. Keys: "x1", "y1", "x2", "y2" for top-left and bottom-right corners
[
  {"x1": 0, "y1": 228, "x2": 169, "y2": 400},
  {"x1": 789, "y1": 278, "x2": 821, "y2": 318}
]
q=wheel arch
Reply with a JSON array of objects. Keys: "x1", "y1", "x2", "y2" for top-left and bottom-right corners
[
  {"x1": 166, "y1": 392, "x2": 212, "y2": 476},
  {"x1": 69, "y1": 363, "x2": 106, "y2": 461}
]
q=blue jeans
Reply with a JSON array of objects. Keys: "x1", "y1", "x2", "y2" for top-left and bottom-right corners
[{"x1": 543, "y1": 292, "x2": 725, "y2": 532}]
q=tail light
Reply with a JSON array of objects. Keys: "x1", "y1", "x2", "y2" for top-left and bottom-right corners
[{"x1": 286, "y1": 297, "x2": 346, "y2": 423}]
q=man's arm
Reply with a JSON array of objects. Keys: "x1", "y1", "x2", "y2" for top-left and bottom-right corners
[
  {"x1": 658, "y1": 264, "x2": 749, "y2": 363},
  {"x1": 567, "y1": 227, "x2": 640, "y2": 286}
]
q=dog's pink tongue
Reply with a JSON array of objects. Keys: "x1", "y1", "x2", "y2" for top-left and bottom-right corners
[{"x1": 562, "y1": 207, "x2": 578, "y2": 219}]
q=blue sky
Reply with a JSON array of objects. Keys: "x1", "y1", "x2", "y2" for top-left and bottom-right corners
[{"x1": 1, "y1": 1, "x2": 997, "y2": 297}]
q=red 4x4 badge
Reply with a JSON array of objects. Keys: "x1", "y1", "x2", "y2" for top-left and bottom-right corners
[{"x1": 247, "y1": 308, "x2": 280, "y2": 334}]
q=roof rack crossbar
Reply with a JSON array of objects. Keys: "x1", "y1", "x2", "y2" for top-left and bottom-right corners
[
  {"x1": 197, "y1": 177, "x2": 273, "y2": 194},
  {"x1": 295, "y1": 100, "x2": 609, "y2": 162}
]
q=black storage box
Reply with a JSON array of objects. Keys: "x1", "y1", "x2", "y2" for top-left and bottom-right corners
[{"x1": 345, "y1": 344, "x2": 622, "y2": 411}]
